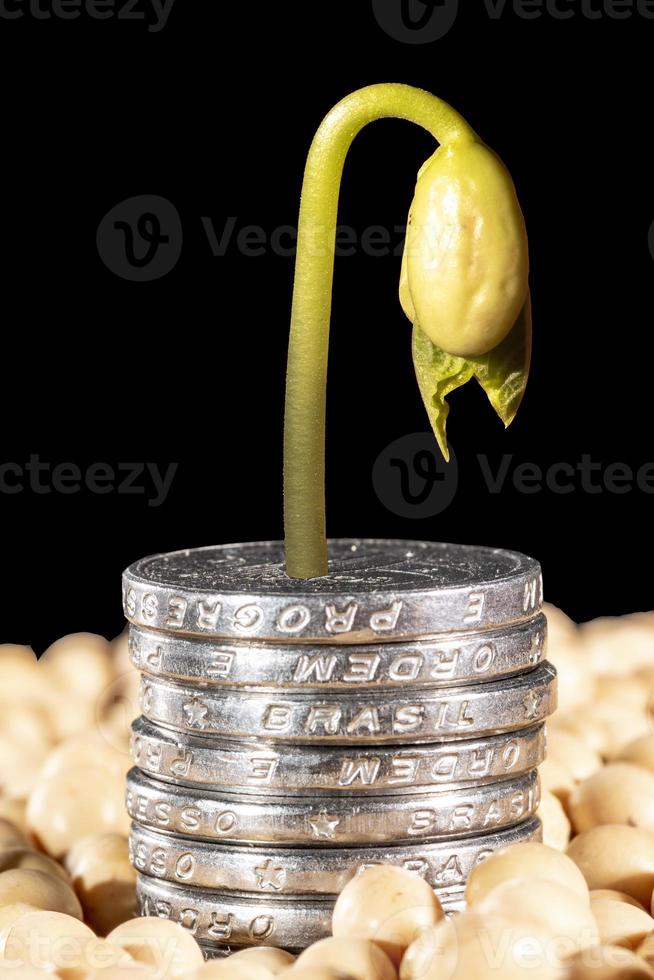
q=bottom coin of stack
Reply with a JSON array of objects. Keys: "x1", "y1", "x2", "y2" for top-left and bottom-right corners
[
  {"x1": 132, "y1": 817, "x2": 542, "y2": 950},
  {"x1": 127, "y1": 755, "x2": 543, "y2": 954}
]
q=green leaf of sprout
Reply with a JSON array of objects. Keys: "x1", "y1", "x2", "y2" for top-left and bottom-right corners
[{"x1": 412, "y1": 293, "x2": 532, "y2": 461}]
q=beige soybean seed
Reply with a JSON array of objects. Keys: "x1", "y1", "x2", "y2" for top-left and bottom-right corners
[
  {"x1": 26, "y1": 766, "x2": 129, "y2": 859},
  {"x1": 0, "y1": 703, "x2": 54, "y2": 757},
  {"x1": 543, "y1": 603, "x2": 578, "y2": 642},
  {"x1": 589, "y1": 704, "x2": 650, "y2": 755},
  {"x1": 539, "y1": 758, "x2": 576, "y2": 808},
  {"x1": 400, "y1": 911, "x2": 565, "y2": 980},
  {"x1": 0, "y1": 847, "x2": 70, "y2": 882},
  {"x1": 465, "y1": 842, "x2": 589, "y2": 906},
  {"x1": 0, "y1": 800, "x2": 28, "y2": 830},
  {"x1": 64, "y1": 833, "x2": 136, "y2": 936},
  {"x1": 547, "y1": 731, "x2": 602, "y2": 783},
  {"x1": 550, "y1": 712, "x2": 608, "y2": 758},
  {"x1": 81, "y1": 970, "x2": 157, "y2": 980},
  {"x1": 38, "y1": 633, "x2": 114, "y2": 740},
  {"x1": 283, "y1": 971, "x2": 355, "y2": 980},
  {"x1": 538, "y1": 790, "x2": 572, "y2": 851},
  {"x1": 39, "y1": 633, "x2": 113, "y2": 704},
  {"x1": 332, "y1": 865, "x2": 443, "y2": 966},
  {"x1": 595, "y1": 677, "x2": 650, "y2": 709},
  {"x1": 100, "y1": 699, "x2": 136, "y2": 751},
  {"x1": 564, "y1": 944, "x2": 654, "y2": 978},
  {"x1": 0, "y1": 870, "x2": 82, "y2": 920},
  {"x1": 0, "y1": 742, "x2": 47, "y2": 803},
  {"x1": 1, "y1": 910, "x2": 95, "y2": 972},
  {"x1": 291, "y1": 937, "x2": 397, "y2": 980},
  {"x1": 0, "y1": 902, "x2": 37, "y2": 933},
  {"x1": 0, "y1": 965, "x2": 53, "y2": 978},
  {"x1": 0, "y1": 819, "x2": 28, "y2": 849},
  {"x1": 637, "y1": 932, "x2": 654, "y2": 967},
  {"x1": 590, "y1": 891, "x2": 647, "y2": 911},
  {"x1": 567, "y1": 826, "x2": 654, "y2": 907},
  {"x1": 188, "y1": 964, "x2": 266, "y2": 980},
  {"x1": 47, "y1": 937, "x2": 138, "y2": 979},
  {"x1": 106, "y1": 917, "x2": 205, "y2": 978},
  {"x1": 41, "y1": 733, "x2": 130, "y2": 780},
  {"x1": 580, "y1": 616, "x2": 654, "y2": 677},
  {"x1": 614, "y1": 736, "x2": 654, "y2": 773},
  {"x1": 547, "y1": 645, "x2": 591, "y2": 714},
  {"x1": 590, "y1": 898, "x2": 654, "y2": 950},
  {"x1": 0, "y1": 643, "x2": 37, "y2": 666},
  {"x1": 476, "y1": 877, "x2": 599, "y2": 954},
  {"x1": 0, "y1": 648, "x2": 55, "y2": 727},
  {"x1": 228, "y1": 947, "x2": 295, "y2": 972},
  {"x1": 568, "y1": 765, "x2": 654, "y2": 834}
]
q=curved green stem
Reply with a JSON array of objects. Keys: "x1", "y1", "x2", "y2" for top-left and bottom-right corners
[{"x1": 283, "y1": 83, "x2": 475, "y2": 578}]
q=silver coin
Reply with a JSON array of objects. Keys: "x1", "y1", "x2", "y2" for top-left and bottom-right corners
[
  {"x1": 122, "y1": 540, "x2": 543, "y2": 642},
  {"x1": 195, "y1": 889, "x2": 469, "y2": 959},
  {"x1": 129, "y1": 817, "x2": 542, "y2": 895},
  {"x1": 136, "y1": 878, "x2": 467, "y2": 950},
  {"x1": 129, "y1": 614, "x2": 547, "y2": 689},
  {"x1": 126, "y1": 767, "x2": 540, "y2": 845},
  {"x1": 197, "y1": 942, "x2": 305, "y2": 959},
  {"x1": 136, "y1": 875, "x2": 332, "y2": 949},
  {"x1": 137, "y1": 663, "x2": 556, "y2": 745},
  {"x1": 198, "y1": 945, "x2": 242, "y2": 960},
  {"x1": 131, "y1": 717, "x2": 547, "y2": 794},
  {"x1": 193, "y1": 893, "x2": 470, "y2": 959}
]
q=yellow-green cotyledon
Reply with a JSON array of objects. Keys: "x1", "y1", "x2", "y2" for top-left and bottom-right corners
[{"x1": 400, "y1": 137, "x2": 529, "y2": 359}]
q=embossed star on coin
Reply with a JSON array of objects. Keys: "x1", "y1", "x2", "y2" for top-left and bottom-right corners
[
  {"x1": 254, "y1": 859, "x2": 286, "y2": 891},
  {"x1": 309, "y1": 810, "x2": 340, "y2": 839},
  {"x1": 523, "y1": 689, "x2": 543, "y2": 720},
  {"x1": 183, "y1": 698, "x2": 209, "y2": 729}
]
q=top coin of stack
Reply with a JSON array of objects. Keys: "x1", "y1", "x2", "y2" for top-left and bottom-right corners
[{"x1": 123, "y1": 540, "x2": 556, "y2": 952}]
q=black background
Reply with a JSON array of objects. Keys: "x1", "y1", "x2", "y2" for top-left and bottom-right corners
[{"x1": 0, "y1": 0, "x2": 651, "y2": 650}]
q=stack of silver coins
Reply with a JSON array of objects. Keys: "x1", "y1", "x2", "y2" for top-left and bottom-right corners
[{"x1": 123, "y1": 540, "x2": 556, "y2": 956}]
